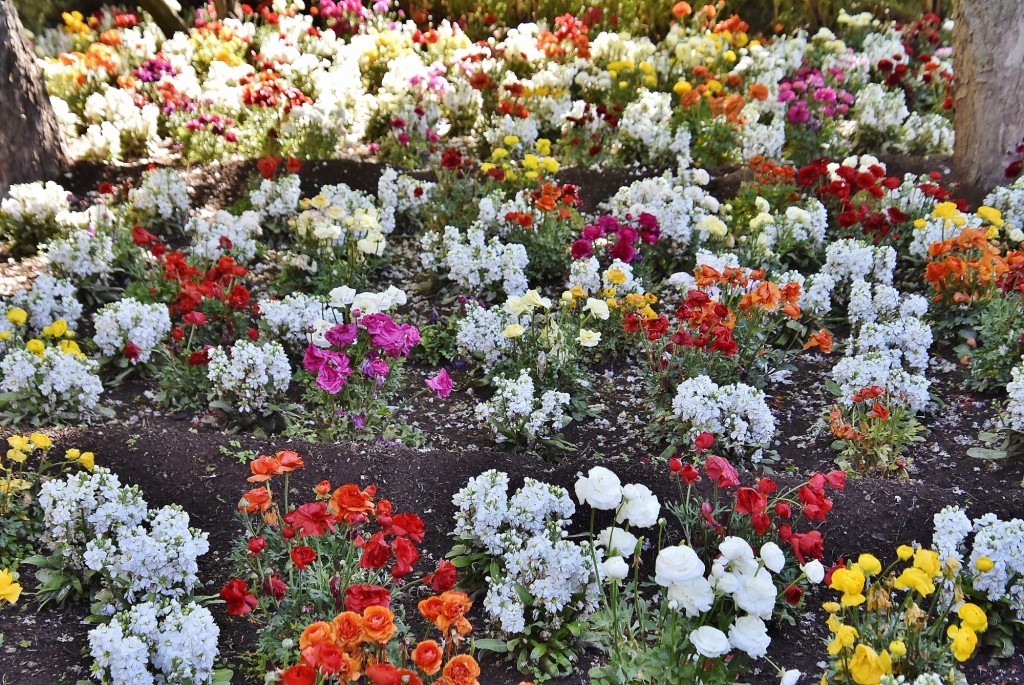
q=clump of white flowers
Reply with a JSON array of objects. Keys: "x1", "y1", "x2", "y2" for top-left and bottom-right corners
[
  {"x1": 206, "y1": 340, "x2": 291, "y2": 413},
  {"x1": 420, "y1": 225, "x2": 529, "y2": 297},
  {"x1": 0, "y1": 346, "x2": 104, "y2": 420},
  {"x1": 0, "y1": 180, "x2": 70, "y2": 224},
  {"x1": 93, "y1": 298, "x2": 172, "y2": 365},
  {"x1": 249, "y1": 173, "x2": 302, "y2": 224},
  {"x1": 259, "y1": 293, "x2": 335, "y2": 351},
  {"x1": 88, "y1": 600, "x2": 219, "y2": 685},
  {"x1": 802, "y1": 239, "x2": 896, "y2": 317},
  {"x1": 601, "y1": 170, "x2": 720, "y2": 250},
  {"x1": 129, "y1": 168, "x2": 190, "y2": 230},
  {"x1": 187, "y1": 210, "x2": 262, "y2": 262},
  {"x1": 9, "y1": 275, "x2": 84, "y2": 333},
  {"x1": 671, "y1": 375, "x2": 776, "y2": 462},
  {"x1": 45, "y1": 228, "x2": 115, "y2": 284},
  {"x1": 475, "y1": 369, "x2": 570, "y2": 445}
]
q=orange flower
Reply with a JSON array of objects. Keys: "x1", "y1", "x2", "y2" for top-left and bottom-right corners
[
  {"x1": 331, "y1": 611, "x2": 363, "y2": 649},
  {"x1": 277, "y1": 450, "x2": 304, "y2": 472},
  {"x1": 868, "y1": 401, "x2": 890, "y2": 421},
  {"x1": 440, "y1": 655, "x2": 481, "y2": 685},
  {"x1": 672, "y1": 1, "x2": 691, "y2": 18},
  {"x1": 803, "y1": 329, "x2": 833, "y2": 354},
  {"x1": 238, "y1": 486, "x2": 271, "y2": 514},
  {"x1": 748, "y1": 83, "x2": 769, "y2": 101},
  {"x1": 300, "y1": 621, "x2": 335, "y2": 650},
  {"x1": 314, "y1": 480, "x2": 332, "y2": 497},
  {"x1": 248, "y1": 454, "x2": 282, "y2": 482},
  {"x1": 418, "y1": 596, "x2": 443, "y2": 623},
  {"x1": 436, "y1": 591, "x2": 473, "y2": 636},
  {"x1": 411, "y1": 640, "x2": 444, "y2": 675},
  {"x1": 361, "y1": 605, "x2": 397, "y2": 644},
  {"x1": 781, "y1": 302, "x2": 801, "y2": 319},
  {"x1": 328, "y1": 484, "x2": 376, "y2": 522}
]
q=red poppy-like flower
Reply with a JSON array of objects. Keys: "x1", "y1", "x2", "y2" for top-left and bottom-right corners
[
  {"x1": 734, "y1": 487, "x2": 767, "y2": 516},
  {"x1": 123, "y1": 341, "x2": 141, "y2": 362},
  {"x1": 220, "y1": 579, "x2": 257, "y2": 615},
  {"x1": 704, "y1": 455, "x2": 740, "y2": 488},
  {"x1": 263, "y1": 572, "x2": 287, "y2": 600},
  {"x1": 359, "y1": 532, "x2": 391, "y2": 569},
  {"x1": 284, "y1": 502, "x2": 336, "y2": 537},
  {"x1": 387, "y1": 513, "x2": 425, "y2": 542},
  {"x1": 825, "y1": 470, "x2": 846, "y2": 490},
  {"x1": 693, "y1": 432, "x2": 714, "y2": 450},
  {"x1": 182, "y1": 311, "x2": 207, "y2": 326},
  {"x1": 286, "y1": 157, "x2": 302, "y2": 173},
  {"x1": 344, "y1": 584, "x2": 391, "y2": 614},
  {"x1": 784, "y1": 584, "x2": 804, "y2": 605},
  {"x1": 366, "y1": 664, "x2": 401, "y2": 685},
  {"x1": 276, "y1": 450, "x2": 304, "y2": 472},
  {"x1": 291, "y1": 546, "x2": 317, "y2": 570},
  {"x1": 281, "y1": 664, "x2": 316, "y2": 685},
  {"x1": 391, "y1": 536, "x2": 419, "y2": 578},
  {"x1": 680, "y1": 464, "x2": 701, "y2": 485},
  {"x1": 423, "y1": 559, "x2": 458, "y2": 592},
  {"x1": 248, "y1": 536, "x2": 267, "y2": 554},
  {"x1": 257, "y1": 156, "x2": 279, "y2": 180}
]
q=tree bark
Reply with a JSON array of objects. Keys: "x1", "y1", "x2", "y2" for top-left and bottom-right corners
[
  {"x1": 952, "y1": 0, "x2": 1024, "y2": 190},
  {"x1": 0, "y1": 0, "x2": 70, "y2": 198},
  {"x1": 137, "y1": 0, "x2": 188, "y2": 38}
]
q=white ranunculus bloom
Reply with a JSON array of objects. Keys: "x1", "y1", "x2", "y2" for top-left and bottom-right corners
[
  {"x1": 597, "y1": 526, "x2": 638, "y2": 557},
  {"x1": 780, "y1": 669, "x2": 802, "y2": 685},
  {"x1": 689, "y1": 626, "x2": 731, "y2": 658},
  {"x1": 577, "y1": 328, "x2": 601, "y2": 347},
  {"x1": 616, "y1": 483, "x2": 660, "y2": 528},
  {"x1": 666, "y1": 577, "x2": 715, "y2": 617},
  {"x1": 602, "y1": 556, "x2": 629, "y2": 581},
  {"x1": 719, "y1": 536, "x2": 755, "y2": 562},
  {"x1": 583, "y1": 297, "x2": 610, "y2": 320},
  {"x1": 802, "y1": 559, "x2": 825, "y2": 584},
  {"x1": 655, "y1": 545, "x2": 705, "y2": 586},
  {"x1": 728, "y1": 614, "x2": 771, "y2": 658},
  {"x1": 760, "y1": 542, "x2": 786, "y2": 574},
  {"x1": 329, "y1": 286, "x2": 356, "y2": 308},
  {"x1": 733, "y1": 567, "x2": 778, "y2": 619},
  {"x1": 574, "y1": 466, "x2": 622, "y2": 510}
]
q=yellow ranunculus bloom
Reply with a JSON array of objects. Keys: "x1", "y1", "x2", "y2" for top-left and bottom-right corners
[
  {"x1": 491, "y1": 148, "x2": 508, "y2": 160},
  {"x1": 932, "y1": 202, "x2": 960, "y2": 221},
  {"x1": 502, "y1": 324, "x2": 525, "y2": 339},
  {"x1": 0, "y1": 569, "x2": 22, "y2": 605},
  {"x1": 823, "y1": 601, "x2": 841, "y2": 614},
  {"x1": 888, "y1": 640, "x2": 906, "y2": 657},
  {"x1": 535, "y1": 139, "x2": 551, "y2": 156},
  {"x1": 830, "y1": 567, "x2": 866, "y2": 606},
  {"x1": 522, "y1": 154, "x2": 539, "y2": 170},
  {"x1": 78, "y1": 452, "x2": 95, "y2": 471},
  {"x1": 958, "y1": 603, "x2": 988, "y2": 633},
  {"x1": 897, "y1": 545, "x2": 914, "y2": 561},
  {"x1": 7, "y1": 435, "x2": 29, "y2": 451},
  {"x1": 976, "y1": 205, "x2": 1004, "y2": 228},
  {"x1": 894, "y1": 567, "x2": 935, "y2": 596},
  {"x1": 6, "y1": 308, "x2": 27, "y2": 326},
  {"x1": 848, "y1": 644, "x2": 887, "y2": 685},
  {"x1": 503, "y1": 135, "x2": 520, "y2": 147},
  {"x1": 541, "y1": 157, "x2": 559, "y2": 173},
  {"x1": 0, "y1": 332, "x2": 10, "y2": 341},
  {"x1": 49, "y1": 320, "x2": 68, "y2": 338},
  {"x1": 65, "y1": 448, "x2": 81, "y2": 461},
  {"x1": 947, "y1": 624, "x2": 978, "y2": 662},
  {"x1": 30, "y1": 433, "x2": 51, "y2": 448},
  {"x1": 826, "y1": 622, "x2": 858, "y2": 655},
  {"x1": 59, "y1": 340, "x2": 85, "y2": 358},
  {"x1": 6, "y1": 450, "x2": 26, "y2": 464},
  {"x1": 673, "y1": 80, "x2": 693, "y2": 94},
  {"x1": 975, "y1": 556, "x2": 994, "y2": 572},
  {"x1": 606, "y1": 268, "x2": 627, "y2": 285},
  {"x1": 913, "y1": 548, "x2": 941, "y2": 577},
  {"x1": 26, "y1": 339, "x2": 45, "y2": 356},
  {"x1": 857, "y1": 553, "x2": 882, "y2": 575}
]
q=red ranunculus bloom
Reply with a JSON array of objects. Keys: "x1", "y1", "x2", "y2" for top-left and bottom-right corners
[
  {"x1": 220, "y1": 579, "x2": 257, "y2": 615},
  {"x1": 359, "y1": 532, "x2": 391, "y2": 569},
  {"x1": 281, "y1": 664, "x2": 316, "y2": 685},
  {"x1": 284, "y1": 502, "x2": 336, "y2": 538},
  {"x1": 704, "y1": 455, "x2": 740, "y2": 488},
  {"x1": 734, "y1": 487, "x2": 767, "y2": 516},
  {"x1": 388, "y1": 513, "x2": 425, "y2": 542},
  {"x1": 248, "y1": 536, "x2": 266, "y2": 554},
  {"x1": 693, "y1": 432, "x2": 714, "y2": 450},
  {"x1": 263, "y1": 572, "x2": 287, "y2": 600},
  {"x1": 391, "y1": 536, "x2": 419, "y2": 578},
  {"x1": 291, "y1": 546, "x2": 317, "y2": 570},
  {"x1": 123, "y1": 341, "x2": 141, "y2": 362},
  {"x1": 344, "y1": 584, "x2": 391, "y2": 614},
  {"x1": 423, "y1": 559, "x2": 458, "y2": 592}
]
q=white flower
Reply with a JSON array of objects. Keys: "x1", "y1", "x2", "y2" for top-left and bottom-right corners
[
  {"x1": 616, "y1": 483, "x2": 660, "y2": 529},
  {"x1": 597, "y1": 527, "x2": 638, "y2": 557},
  {"x1": 689, "y1": 626, "x2": 731, "y2": 658},
  {"x1": 655, "y1": 545, "x2": 705, "y2": 586},
  {"x1": 780, "y1": 669, "x2": 802, "y2": 685},
  {"x1": 574, "y1": 466, "x2": 622, "y2": 510},
  {"x1": 728, "y1": 614, "x2": 771, "y2": 658},
  {"x1": 732, "y1": 567, "x2": 777, "y2": 619},
  {"x1": 583, "y1": 298, "x2": 610, "y2": 320},
  {"x1": 802, "y1": 559, "x2": 825, "y2": 584},
  {"x1": 577, "y1": 328, "x2": 601, "y2": 348},
  {"x1": 666, "y1": 577, "x2": 715, "y2": 617},
  {"x1": 760, "y1": 542, "x2": 786, "y2": 574},
  {"x1": 602, "y1": 556, "x2": 629, "y2": 581}
]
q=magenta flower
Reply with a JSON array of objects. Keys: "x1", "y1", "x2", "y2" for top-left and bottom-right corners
[{"x1": 425, "y1": 369, "x2": 454, "y2": 399}]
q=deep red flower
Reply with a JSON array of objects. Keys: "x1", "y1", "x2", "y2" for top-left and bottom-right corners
[
  {"x1": 188, "y1": 349, "x2": 210, "y2": 366},
  {"x1": 248, "y1": 536, "x2": 267, "y2": 554},
  {"x1": 256, "y1": 156, "x2": 279, "y2": 180},
  {"x1": 784, "y1": 584, "x2": 804, "y2": 605},
  {"x1": 281, "y1": 664, "x2": 316, "y2": 685},
  {"x1": 182, "y1": 311, "x2": 207, "y2": 326},
  {"x1": 693, "y1": 432, "x2": 714, "y2": 451},
  {"x1": 359, "y1": 532, "x2": 391, "y2": 569},
  {"x1": 789, "y1": 530, "x2": 824, "y2": 564},
  {"x1": 387, "y1": 513, "x2": 425, "y2": 542},
  {"x1": 750, "y1": 512, "x2": 771, "y2": 535},
  {"x1": 705, "y1": 455, "x2": 740, "y2": 488},
  {"x1": 263, "y1": 572, "x2": 287, "y2": 600},
  {"x1": 391, "y1": 536, "x2": 419, "y2": 578},
  {"x1": 757, "y1": 477, "x2": 777, "y2": 495},
  {"x1": 286, "y1": 157, "x2": 302, "y2": 173},
  {"x1": 366, "y1": 664, "x2": 401, "y2": 685},
  {"x1": 344, "y1": 584, "x2": 392, "y2": 614},
  {"x1": 290, "y1": 545, "x2": 317, "y2": 570},
  {"x1": 220, "y1": 579, "x2": 257, "y2": 615},
  {"x1": 680, "y1": 464, "x2": 701, "y2": 485},
  {"x1": 735, "y1": 487, "x2": 767, "y2": 516},
  {"x1": 423, "y1": 559, "x2": 458, "y2": 592},
  {"x1": 123, "y1": 341, "x2": 141, "y2": 362},
  {"x1": 774, "y1": 502, "x2": 791, "y2": 519},
  {"x1": 825, "y1": 470, "x2": 846, "y2": 490},
  {"x1": 284, "y1": 502, "x2": 336, "y2": 538}
]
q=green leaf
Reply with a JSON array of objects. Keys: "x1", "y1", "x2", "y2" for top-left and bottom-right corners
[{"x1": 472, "y1": 639, "x2": 510, "y2": 654}]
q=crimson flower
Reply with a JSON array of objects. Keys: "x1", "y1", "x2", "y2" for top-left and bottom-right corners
[
  {"x1": 284, "y1": 502, "x2": 336, "y2": 538},
  {"x1": 220, "y1": 579, "x2": 257, "y2": 615},
  {"x1": 344, "y1": 584, "x2": 391, "y2": 614},
  {"x1": 704, "y1": 455, "x2": 740, "y2": 488},
  {"x1": 290, "y1": 546, "x2": 317, "y2": 570},
  {"x1": 423, "y1": 559, "x2": 457, "y2": 592}
]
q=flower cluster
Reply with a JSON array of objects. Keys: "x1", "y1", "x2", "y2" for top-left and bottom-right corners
[
  {"x1": 207, "y1": 340, "x2": 291, "y2": 414},
  {"x1": 93, "y1": 298, "x2": 172, "y2": 365}
]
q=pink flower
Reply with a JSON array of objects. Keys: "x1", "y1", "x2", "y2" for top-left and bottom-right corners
[{"x1": 425, "y1": 369, "x2": 453, "y2": 398}]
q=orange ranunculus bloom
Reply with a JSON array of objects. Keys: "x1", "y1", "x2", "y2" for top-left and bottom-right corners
[
  {"x1": 238, "y1": 486, "x2": 272, "y2": 514},
  {"x1": 440, "y1": 655, "x2": 481, "y2": 685},
  {"x1": 781, "y1": 302, "x2": 801, "y2": 319},
  {"x1": 418, "y1": 596, "x2": 443, "y2": 623},
  {"x1": 803, "y1": 329, "x2": 833, "y2": 354},
  {"x1": 361, "y1": 605, "x2": 397, "y2": 644},
  {"x1": 248, "y1": 454, "x2": 282, "y2": 482},
  {"x1": 672, "y1": 1, "x2": 691, "y2": 18},
  {"x1": 300, "y1": 621, "x2": 336, "y2": 650},
  {"x1": 749, "y1": 83, "x2": 769, "y2": 101},
  {"x1": 436, "y1": 591, "x2": 473, "y2": 636},
  {"x1": 411, "y1": 639, "x2": 444, "y2": 675},
  {"x1": 329, "y1": 484, "x2": 376, "y2": 522},
  {"x1": 924, "y1": 261, "x2": 948, "y2": 283},
  {"x1": 277, "y1": 450, "x2": 304, "y2": 472},
  {"x1": 331, "y1": 611, "x2": 363, "y2": 649},
  {"x1": 695, "y1": 264, "x2": 722, "y2": 286},
  {"x1": 781, "y1": 281, "x2": 801, "y2": 304}
]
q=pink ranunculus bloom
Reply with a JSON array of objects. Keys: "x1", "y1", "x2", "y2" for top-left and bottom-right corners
[
  {"x1": 425, "y1": 369, "x2": 454, "y2": 398},
  {"x1": 325, "y1": 323, "x2": 359, "y2": 349}
]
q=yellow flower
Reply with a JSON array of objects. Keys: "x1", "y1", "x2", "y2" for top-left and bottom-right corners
[
  {"x1": 49, "y1": 320, "x2": 68, "y2": 338},
  {"x1": 933, "y1": 202, "x2": 960, "y2": 221},
  {"x1": 848, "y1": 644, "x2": 888, "y2": 685},
  {"x1": 7, "y1": 435, "x2": 29, "y2": 451},
  {"x1": 480, "y1": 162, "x2": 496, "y2": 173},
  {"x1": 894, "y1": 567, "x2": 935, "y2": 596},
  {"x1": 6, "y1": 308, "x2": 27, "y2": 326},
  {"x1": 897, "y1": 545, "x2": 914, "y2": 561},
  {"x1": 502, "y1": 324, "x2": 525, "y2": 339},
  {"x1": 958, "y1": 603, "x2": 988, "y2": 633},
  {"x1": 977, "y1": 205, "x2": 1004, "y2": 228},
  {"x1": 6, "y1": 450, "x2": 26, "y2": 464},
  {"x1": 606, "y1": 268, "x2": 627, "y2": 285},
  {"x1": 830, "y1": 567, "x2": 866, "y2": 606},
  {"x1": 541, "y1": 157, "x2": 559, "y2": 173},
  {"x1": 0, "y1": 569, "x2": 22, "y2": 605},
  {"x1": 822, "y1": 601, "x2": 841, "y2": 614},
  {"x1": 826, "y1": 622, "x2": 858, "y2": 655},
  {"x1": 503, "y1": 135, "x2": 520, "y2": 147},
  {"x1": 522, "y1": 154, "x2": 539, "y2": 170},
  {"x1": 0, "y1": 332, "x2": 10, "y2": 341},
  {"x1": 975, "y1": 556, "x2": 994, "y2": 573},
  {"x1": 535, "y1": 138, "x2": 551, "y2": 156},
  {"x1": 857, "y1": 553, "x2": 882, "y2": 575},
  {"x1": 947, "y1": 624, "x2": 978, "y2": 662},
  {"x1": 78, "y1": 452, "x2": 95, "y2": 471},
  {"x1": 26, "y1": 339, "x2": 45, "y2": 357},
  {"x1": 491, "y1": 148, "x2": 509, "y2": 160},
  {"x1": 673, "y1": 80, "x2": 693, "y2": 94},
  {"x1": 59, "y1": 340, "x2": 85, "y2": 358},
  {"x1": 888, "y1": 640, "x2": 906, "y2": 657},
  {"x1": 913, "y1": 548, "x2": 941, "y2": 577},
  {"x1": 65, "y1": 448, "x2": 81, "y2": 461},
  {"x1": 644, "y1": 293, "x2": 658, "y2": 304},
  {"x1": 30, "y1": 433, "x2": 51, "y2": 449}
]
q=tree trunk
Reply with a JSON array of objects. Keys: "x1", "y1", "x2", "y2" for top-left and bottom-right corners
[
  {"x1": 0, "y1": 0, "x2": 69, "y2": 198},
  {"x1": 137, "y1": 0, "x2": 188, "y2": 38},
  {"x1": 952, "y1": 0, "x2": 1024, "y2": 190}
]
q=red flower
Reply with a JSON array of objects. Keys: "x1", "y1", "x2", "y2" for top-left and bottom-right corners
[
  {"x1": 123, "y1": 341, "x2": 141, "y2": 362},
  {"x1": 798, "y1": 485, "x2": 832, "y2": 521},
  {"x1": 301, "y1": 641, "x2": 343, "y2": 674},
  {"x1": 358, "y1": 532, "x2": 391, "y2": 569},
  {"x1": 693, "y1": 432, "x2": 714, "y2": 450},
  {"x1": 131, "y1": 225, "x2": 159, "y2": 246},
  {"x1": 220, "y1": 579, "x2": 257, "y2": 615},
  {"x1": 182, "y1": 311, "x2": 207, "y2": 326},
  {"x1": 188, "y1": 349, "x2": 210, "y2": 366},
  {"x1": 171, "y1": 327, "x2": 185, "y2": 341},
  {"x1": 680, "y1": 464, "x2": 701, "y2": 485},
  {"x1": 257, "y1": 156, "x2": 279, "y2": 180},
  {"x1": 704, "y1": 455, "x2": 740, "y2": 488},
  {"x1": 263, "y1": 572, "x2": 287, "y2": 600},
  {"x1": 281, "y1": 664, "x2": 316, "y2": 685},
  {"x1": 623, "y1": 312, "x2": 641, "y2": 333},
  {"x1": 751, "y1": 512, "x2": 771, "y2": 535},
  {"x1": 284, "y1": 502, "x2": 336, "y2": 538},
  {"x1": 248, "y1": 536, "x2": 267, "y2": 554},
  {"x1": 757, "y1": 477, "x2": 777, "y2": 495},
  {"x1": 774, "y1": 502, "x2": 791, "y2": 519},
  {"x1": 344, "y1": 584, "x2": 392, "y2": 614},
  {"x1": 825, "y1": 470, "x2": 846, "y2": 489},
  {"x1": 98, "y1": 182, "x2": 115, "y2": 195},
  {"x1": 423, "y1": 559, "x2": 458, "y2": 592},
  {"x1": 734, "y1": 487, "x2": 767, "y2": 516},
  {"x1": 440, "y1": 147, "x2": 463, "y2": 170},
  {"x1": 247, "y1": 327, "x2": 260, "y2": 341},
  {"x1": 291, "y1": 546, "x2": 317, "y2": 570},
  {"x1": 391, "y1": 536, "x2": 419, "y2": 578},
  {"x1": 784, "y1": 584, "x2": 804, "y2": 605},
  {"x1": 366, "y1": 664, "x2": 401, "y2": 685},
  {"x1": 286, "y1": 157, "x2": 302, "y2": 173},
  {"x1": 387, "y1": 513, "x2": 425, "y2": 542},
  {"x1": 226, "y1": 284, "x2": 251, "y2": 310},
  {"x1": 788, "y1": 530, "x2": 824, "y2": 564}
]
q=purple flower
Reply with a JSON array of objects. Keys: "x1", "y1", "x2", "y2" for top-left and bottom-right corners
[
  {"x1": 425, "y1": 369, "x2": 454, "y2": 399},
  {"x1": 315, "y1": 354, "x2": 352, "y2": 395},
  {"x1": 303, "y1": 344, "x2": 328, "y2": 373}
]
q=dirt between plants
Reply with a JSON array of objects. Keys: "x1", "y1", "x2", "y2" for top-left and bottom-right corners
[{"x1": 0, "y1": 157, "x2": 1023, "y2": 685}]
